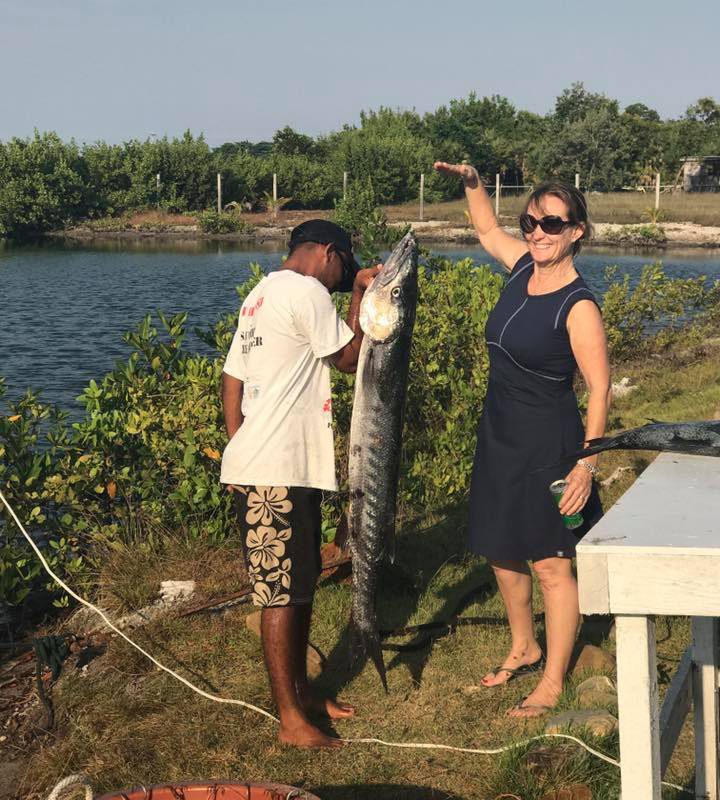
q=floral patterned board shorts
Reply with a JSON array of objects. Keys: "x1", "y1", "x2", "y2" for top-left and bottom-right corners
[{"x1": 234, "y1": 485, "x2": 322, "y2": 607}]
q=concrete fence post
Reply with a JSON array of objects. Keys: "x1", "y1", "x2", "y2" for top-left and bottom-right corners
[
  {"x1": 419, "y1": 173, "x2": 425, "y2": 222},
  {"x1": 495, "y1": 174, "x2": 501, "y2": 217}
]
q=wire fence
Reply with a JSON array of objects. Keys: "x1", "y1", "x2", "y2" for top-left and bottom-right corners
[{"x1": 206, "y1": 170, "x2": 718, "y2": 222}]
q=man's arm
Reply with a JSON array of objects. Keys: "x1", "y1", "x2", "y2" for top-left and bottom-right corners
[
  {"x1": 222, "y1": 373, "x2": 244, "y2": 438},
  {"x1": 328, "y1": 266, "x2": 380, "y2": 374}
]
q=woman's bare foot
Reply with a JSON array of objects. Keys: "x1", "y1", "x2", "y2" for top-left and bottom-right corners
[
  {"x1": 506, "y1": 676, "x2": 562, "y2": 719},
  {"x1": 278, "y1": 719, "x2": 344, "y2": 749},
  {"x1": 299, "y1": 688, "x2": 356, "y2": 719},
  {"x1": 481, "y1": 645, "x2": 544, "y2": 687}
]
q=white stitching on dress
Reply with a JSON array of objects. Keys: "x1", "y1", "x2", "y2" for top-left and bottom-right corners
[
  {"x1": 498, "y1": 298, "x2": 528, "y2": 346},
  {"x1": 486, "y1": 341, "x2": 566, "y2": 382},
  {"x1": 554, "y1": 288, "x2": 593, "y2": 329},
  {"x1": 504, "y1": 256, "x2": 533, "y2": 287}
]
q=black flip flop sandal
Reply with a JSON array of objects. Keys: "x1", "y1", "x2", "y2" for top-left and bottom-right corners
[
  {"x1": 483, "y1": 654, "x2": 546, "y2": 685},
  {"x1": 506, "y1": 693, "x2": 553, "y2": 718}
]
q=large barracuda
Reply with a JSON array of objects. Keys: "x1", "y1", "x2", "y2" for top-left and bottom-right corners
[
  {"x1": 568, "y1": 420, "x2": 720, "y2": 459},
  {"x1": 347, "y1": 232, "x2": 419, "y2": 690}
]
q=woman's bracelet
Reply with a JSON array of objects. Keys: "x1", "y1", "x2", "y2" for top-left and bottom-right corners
[{"x1": 577, "y1": 458, "x2": 599, "y2": 476}]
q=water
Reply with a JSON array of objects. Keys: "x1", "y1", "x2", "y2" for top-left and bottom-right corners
[{"x1": 2, "y1": 239, "x2": 719, "y2": 416}]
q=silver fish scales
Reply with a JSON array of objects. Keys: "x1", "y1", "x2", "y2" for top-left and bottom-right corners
[{"x1": 347, "y1": 232, "x2": 419, "y2": 690}]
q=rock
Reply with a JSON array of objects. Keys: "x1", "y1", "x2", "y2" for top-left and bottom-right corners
[
  {"x1": 245, "y1": 610, "x2": 324, "y2": 678},
  {"x1": 576, "y1": 690, "x2": 617, "y2": 710},
  {"x1": 158, "y1": 580, "x2": 195, "y2": 603},
  {"x1": 306, "y1": 644, "x2": 324, "y2": 679},
  {"x1": 540, "y1": 786, "x2": 592, "y2": 800},
  {"x1": 319, "y1": 541, "x2": 351, "y2": 582},
  {"x1": 545, "y1": 709, "x2": 618, "y2": 737},
  {"x1": 245, "y1": 610, "x2": 262, "y2": 637},
  {"x1": 600, "y1": 466, "x2": 632, "y2": 487},
  {"x1": 320, "y1": 541, "x2": 343, "y2": 568},
  {"x1": 66, "y1": 580, "x2": 196, "y2": 636},
  {"x1": 576, "y1": 675, "x2": 615, "y2": 694},
  {"x1": 523, "y1": 742, "x2": 583, "y2": 773},
  {"x1": 66, "y1": 605, "x2": 109, "y2": 636},
  {"x1": 571, "y1": 644, "x2": 616, "y2": 676},
  {"x1": 575, "y1": 676, "x2": 616, "y2": 710},
  {"x1": 611, "y1": 377, "x2": 637, "y2": 398}
]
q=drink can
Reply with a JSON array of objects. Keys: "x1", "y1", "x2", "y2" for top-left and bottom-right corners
[{"x1": 549, "y1": 480, "x2": 584, "y2": 530}]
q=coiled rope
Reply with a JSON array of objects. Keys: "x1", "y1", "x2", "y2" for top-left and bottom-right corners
[
  {"x1": 46, "y1": 774, "x2": 93, "y2": 800},
  {"x1": 0, "y1": 489, "x2": 689, "y2": 796}
]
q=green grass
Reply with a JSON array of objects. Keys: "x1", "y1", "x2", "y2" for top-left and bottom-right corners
[
  {"x1": 14, "y1": 341, "x2": 720, "y2": 800},
  {"x1": 386, "y1": 192, "x2": 720, "y2": 228}
]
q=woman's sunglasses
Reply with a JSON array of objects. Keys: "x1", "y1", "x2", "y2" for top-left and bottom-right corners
[{"x1": 519, "y1": 213, "x2": 576, "y2": 236}]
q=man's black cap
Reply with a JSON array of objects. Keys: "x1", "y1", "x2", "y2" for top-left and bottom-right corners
[{"x1": 289, "y1": 219, "x2": 360, "y2": 292}]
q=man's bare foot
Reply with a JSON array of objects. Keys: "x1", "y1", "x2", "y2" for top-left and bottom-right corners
[
  {"x1": 506, "y1": 677, "x2": 561, "y2": 719},
  {"x1": 481, "y1": 645, "x2": 544, "y2": 687},
  {"x1": 299, "y1": 689, "x2": 356, "y2": 719},
  {"x1": 278, "y1": 719, "x2": 344, "y2": 749}
]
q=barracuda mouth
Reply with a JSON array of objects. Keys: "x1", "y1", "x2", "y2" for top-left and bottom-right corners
[
  {"x1": 359, "y1": 232, "x2": 418, "y2": 342},
  {"x1": 375, "y1": 232, "x2": 416, "y2": 287}
]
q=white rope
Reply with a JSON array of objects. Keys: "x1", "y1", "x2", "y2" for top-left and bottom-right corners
[
  {"x1": 342, "y1": 735, "x2": 690, "y2": 793},
  {"x1": 0, "y1": 487, "x2": 278, "y2": 724},
  {"x1": 1, "y1": 488, "x2": 691, "y2": 796},
  {"x1": 342, "y1": 732, "x2": 619, "y2": 763},
  {"x1": 46, "y1": 774, "x2": 93, "y2": 800}
]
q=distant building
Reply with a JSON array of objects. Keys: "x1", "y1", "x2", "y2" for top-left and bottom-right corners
[{"x1": 680, "y1": 156, "x2": 720, "y2": 191}]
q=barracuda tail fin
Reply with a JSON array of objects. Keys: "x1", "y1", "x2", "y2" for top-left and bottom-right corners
[
  {"x1": 532, "y1": 434, "x2": 622, "y2": 474},
  {"x1": 568, "y1": 434, "x2": 622, "y2": 460},
  {"x1": 350, "y1": 617, "x2": 388, "y2": 692}
]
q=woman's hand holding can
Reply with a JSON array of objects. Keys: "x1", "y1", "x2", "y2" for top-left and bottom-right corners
[{"x1": 559, "y1": 463, "x2": 593, "y2": 515}]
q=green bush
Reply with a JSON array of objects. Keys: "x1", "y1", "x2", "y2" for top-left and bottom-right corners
[
  {"x1": 0, "y1": 132, "x2": 89, "y2": 237},
  {"x1": 2, "y1": 257, "x2": 716, "y2": 615},
  {"x1": 197, "y1": 210, "x2": 254, "y2": 234},
  {"x1": 332, "y1": 178, "x2": 409, "y2": 263},
  {"x1": 603, "y1": 224, "x2": 668, "y2": 245},
  {"x1": 0, "y1": 258, "x2": 500, "y2": 611},
  {"x1": 83, "y1": 216, "x2": 133, "y2": 232},
  {"x1": 602, "y1": 262, "x2": 711, "y2": 360}
]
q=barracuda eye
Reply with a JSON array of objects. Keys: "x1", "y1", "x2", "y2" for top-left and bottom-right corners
[{"x1": 391, "y1": 287, "x2": 401, "y2": 298}]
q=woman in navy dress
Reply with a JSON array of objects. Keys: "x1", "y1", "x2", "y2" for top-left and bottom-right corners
[{"x1": 435, "y1": 162, "x2": 611, "y2": 717}]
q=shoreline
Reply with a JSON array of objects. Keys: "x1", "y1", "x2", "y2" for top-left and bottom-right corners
[{"x1": 44, "y1": 219, "x2": 720, "y2": 250}]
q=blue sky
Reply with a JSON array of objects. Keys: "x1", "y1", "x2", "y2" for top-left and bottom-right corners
[{"x1": 1, "y1": 0, "x2": 718, "y2": 146}]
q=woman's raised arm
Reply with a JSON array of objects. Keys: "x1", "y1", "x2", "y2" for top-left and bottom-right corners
[{"x1": 434, "y1": 161, "x2": 528, "y2": 272}]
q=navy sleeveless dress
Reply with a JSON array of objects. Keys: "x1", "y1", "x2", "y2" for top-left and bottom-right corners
[{"x1": 468, "y1": 251, "x2": 603, "y2": 562}]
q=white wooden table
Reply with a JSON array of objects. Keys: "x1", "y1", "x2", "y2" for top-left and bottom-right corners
[{"x1": 577, "y1": 453, "x2": 720, "y2": 800}]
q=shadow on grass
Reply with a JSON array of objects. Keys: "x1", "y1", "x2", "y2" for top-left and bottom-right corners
[
  {"x1": 319, "y1": 503, "x2": 498, "y2": 694},
  {"x1": 312, "y1": 785, "x2": 464, "y2": 800}
]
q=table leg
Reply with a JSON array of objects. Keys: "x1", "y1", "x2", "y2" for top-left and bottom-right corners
[
  {"x1": 616, "y1": 614, "x2": 661, "y2": 799},
  {"x1": 693, "y1": 617, "x2": 719, "y2": 800}
]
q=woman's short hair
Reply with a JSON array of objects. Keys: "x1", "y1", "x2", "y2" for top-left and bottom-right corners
[{"x1": 523, "y1": 181, "x2": 594, "y2": 255}]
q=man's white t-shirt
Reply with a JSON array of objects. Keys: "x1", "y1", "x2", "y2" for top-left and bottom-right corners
[{"x1": 220, "y1": 270, "x2": 353, "y2": 491}]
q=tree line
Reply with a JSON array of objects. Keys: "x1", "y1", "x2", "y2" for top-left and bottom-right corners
[{"x1": 1, "y1": 83, "x2": 719, "y2": 238}]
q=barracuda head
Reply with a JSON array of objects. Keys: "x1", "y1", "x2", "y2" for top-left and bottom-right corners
[{"x1": 359, "y1": 232, "x2": 418, "y2": 343}]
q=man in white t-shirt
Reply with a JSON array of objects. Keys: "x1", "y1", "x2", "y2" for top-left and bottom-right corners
[{"x1": 221, "y1": 219, "x2": 379, "y2": 749}]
